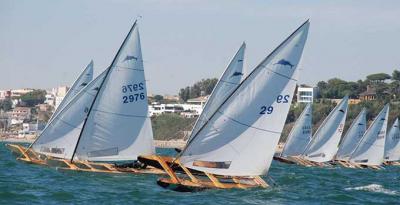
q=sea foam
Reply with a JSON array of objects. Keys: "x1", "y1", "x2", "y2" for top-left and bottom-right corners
[{"x1": 345, "y1": 184, "x2": 398, "y2": 195}]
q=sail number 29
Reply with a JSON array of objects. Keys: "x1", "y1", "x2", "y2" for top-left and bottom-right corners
[
  {"x1": 122, "y1": 83, "x2": 145, "y2": 104},
  {"x1": 260, "y1": 95, "x2": 290, "y2": 115}
]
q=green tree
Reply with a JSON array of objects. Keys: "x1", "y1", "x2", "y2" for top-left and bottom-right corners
[
  {"x1": 392, "y1": 70, "x2": 400, "y2": 81},
  {"x1": 20, "y1": 90, "x2": 46, "y2": 107},
  {"x1": 153, "y1": 95, "x2": 164, "y2": 102},
  {"x1": 178, "y1": 78, "x2": 218, "y2": 101},
  {"x1": 0, "y1": 99, "x2": 12, "y2": 111},
  {"x1": 366, "y1": 73, "x2": 391, "y2": 83}
]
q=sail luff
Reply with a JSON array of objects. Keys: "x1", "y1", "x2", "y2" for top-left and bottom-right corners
[
  {"x1": 70, "y1": 21, "x2": 138, "y2": 162},
  {"x1": 185, "y1": 42, "x2": 246, "y2": 148},
  {"x1": 29, "y1": 60, "x2": 94, "y2": 150},
  {"x1": 302, "y1": 96, "x2": 348, "y2": 162},
  {"x1": 179, "y1": 20, "x2": 310, "y2": 160},
  {"x1": 280, "y1": 103, "x2": 312, "y2": 157},
  {"x1": 336, "y1": 108, "x2": 366, "y2": 160},
  {"x1": 52, "y1": 60, "x2": 94, "y2": 120},
  {"x1": 302, "y1": 96, "x2": 348, "y2": 156},
  {"x1": 349, "y1": 104, "x2": 389, "y2": 165},
  {"x1": 384, "y1": 118, "x2": 400, "y2": 161},
  {"x1": 31, "y1": 70, "x2": 108, "y2": 159}
]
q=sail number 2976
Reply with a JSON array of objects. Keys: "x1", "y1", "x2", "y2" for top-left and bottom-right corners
[
  {"x1": 122, "y1": 83, "x2": 145, "y2": 104},
  {"x1": 260, "y1": 95, "x2": 290, "y2": 115}
]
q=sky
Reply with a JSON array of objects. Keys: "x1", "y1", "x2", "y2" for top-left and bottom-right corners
[{"x1": 1, "y1": 0, "x2": 400, "y2": 95}]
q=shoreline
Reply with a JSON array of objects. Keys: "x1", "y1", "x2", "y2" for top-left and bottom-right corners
[{"x1": 0, "y1": 138, "x2": 283, "y2": 153}]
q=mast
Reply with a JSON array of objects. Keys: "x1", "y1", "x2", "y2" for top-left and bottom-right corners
[{"x1": 70, "y1": 21, "x2": 138, "y2": 162}]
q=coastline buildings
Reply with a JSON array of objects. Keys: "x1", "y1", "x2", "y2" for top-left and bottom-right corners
[
  {"x1": 297, "y1": 84, "x2": 318, "y2": 103},
  {"x1": 149, "y1": 95, "x2": 208, "y2": 117}
]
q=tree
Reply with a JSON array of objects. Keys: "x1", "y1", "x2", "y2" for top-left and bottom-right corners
[
  {"x1": 0, "y1": 99, "x2": 12, "y2": 111},
  {"x1": 178, "y1": 78, "x2": 218, "y2": 101},
  {"x1": 20, "y1": 90, "x2": 46, "y2": 107},
  {"x1": 392, "y1": 70, "x2": 400, "y2": 81},
  {"x1": 366, "y1": 73, "x2": 391, "y2": 83},
  {"x1": 153, "y1": 95, "x2": 164, "y2": 102}
]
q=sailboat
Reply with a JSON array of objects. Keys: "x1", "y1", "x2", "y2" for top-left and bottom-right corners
[
  {"x1": 139, "y1": 20, "x2": 310, "y2": 191},
  {"x1": 7, "y1": 60, "x2": 94, "y2": 162},
  {"x1": 7, "y1": 21, "x2": 161, "y2": 174},
  {"x1": 139, "y1": 41, "x2": 247, "y2": 173},
  {"x1": 290, "y1": 96, "x2": 348, "y2": 167},
  {"x1": 274, "y1": 103, "x2": 312, "y2": 164},
  {"x1": 335, "y1": 108, "x2": 367, "y2": 163},
  {"x1": 347, "y1": 104, "x2": 389, "y2": 169},
  {"x1": 384, "y1": 118, "x2": 400, "y2": 165}
]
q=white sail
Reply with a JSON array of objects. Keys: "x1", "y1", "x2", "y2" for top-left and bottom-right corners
[
  {"x1": 303, "y1": 96, "x2": 348, "y2": 162},
  {"x1": 336, "y1": 108, "x2": 367, "y2": 161},
  {"x1": 350, "y1": 104, "x2": 389, "y2": 166},
  {"x1": 74, "y1": 22, "x2": 154, "y2": 161},
  {"x1": 179, "y1": 21, "x2": 310, "y2": 176},
  {"x1": 188, "y1": 43, "x2": 246, "y2": 142},
  {"x1": 281, "y1": 103, "x2": 312, "y2": 157},
  {"x1": 384, "y1": 119, "x2": 400, "y2": 162},
  {"x1": 51, "y1": 60, "x2": 94, "y2": 119},
  {"x1": 32, "y1": 71, "x2": 107, "y2": 159}
]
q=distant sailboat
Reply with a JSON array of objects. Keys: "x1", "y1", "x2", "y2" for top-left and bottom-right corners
[
  {"x1": 274, "y1": 103, "x2": 312, "y2": 163},
  {"x1": 188, "y1": 42, "x2": 246, "y2": 144},
  {"x1": 384, "y1": 118, "x2": 400, "y2": 165},
  {"x1": 51, "y1": 60, "x2": 94, "y2": 120},
  {"x1": 291, "y1": 96, "x2": 348, "y2": 166},
  {"x1": 335, "y1": 108, "x2": 367, "y2": 161},
  {"x1": 7, "y1": 21, "x2": 161, "y2": 174},
  {"x1": 140, "y1": 20, "x2": 310, "y2": 191},
  {"x1": 21, "y1": 61, "x2": 94, "y2": 154},
  {"x1": 348, "y1": 104, "x2": 389, "y2": 169}
]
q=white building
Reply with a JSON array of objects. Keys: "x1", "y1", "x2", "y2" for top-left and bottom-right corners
[
  {"x1": 53, "y1": 86, "x2": 69, "y2": 109},
  {"x1": 297, "y1": 84, "x2": 318, "y2": 103}
]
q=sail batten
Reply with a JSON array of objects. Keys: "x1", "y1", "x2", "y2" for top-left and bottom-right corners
[
  {"x1": 180, "y1": 21, "x2": 310, "y2": 176},
  {"x1": 350, "y1": 104, "x2": 389, "y2": 166},
  {"x1": 303, "y1": 96, "x2": 348, "y2": 162}
]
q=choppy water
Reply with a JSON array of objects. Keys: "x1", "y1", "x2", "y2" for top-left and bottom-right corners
[{"x1": 0, "y1": 143, "x2": 399, "y2": 204}]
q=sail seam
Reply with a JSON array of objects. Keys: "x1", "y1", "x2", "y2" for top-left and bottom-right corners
[
  {"x1": 217, "y1": 111, "x2": 281, "y2": 134},
  {"x1": 92, "y1": 109, "x2": 149, "y2": 118},
  {"x1": 113, "y1": 65, "x2": 144, "y2": 71},
  {"x1": 218, "y1": 80, "x2": 240, "y2": 85},
  {"x1": 265, "y1": 67, "x2": 298, "y2": 81}
]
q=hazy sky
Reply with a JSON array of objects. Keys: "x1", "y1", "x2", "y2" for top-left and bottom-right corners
[{"x1": 1, "y1": 0, "x2": 400, "y2": 95}]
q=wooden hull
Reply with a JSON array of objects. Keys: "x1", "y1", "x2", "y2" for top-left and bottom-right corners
[
  {"x1": 6, "y1": 143, "x2": 164, "y2": 175},
  {"x1": 287, "y1": 156, "x2": 330, "y2": 167},
  {"x1": 273, "y1": 156, "x2": 296, "y2": 164},
  {"x1": 139, "y1": 154, "x2": 269, "y2": 192},
  {"x1": 383, "y1": 161, "x2": 400, "y2": 166},
  {"x1": 334, "y1": 160, "x2": 383, "y2": 170}
]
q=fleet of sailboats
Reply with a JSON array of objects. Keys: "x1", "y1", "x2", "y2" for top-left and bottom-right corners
[{"x1": 5, "y1": 19, "x2": 400, "y2": 192}]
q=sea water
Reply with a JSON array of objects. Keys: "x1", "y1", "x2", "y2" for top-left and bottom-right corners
[{"x1": 0, "y1": 143, "x2": 398, "y2": 204}]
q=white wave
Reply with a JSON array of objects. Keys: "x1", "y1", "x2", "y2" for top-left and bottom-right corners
[{"x1": 345, "y1": 184, "x2": 398, "y2": 195}]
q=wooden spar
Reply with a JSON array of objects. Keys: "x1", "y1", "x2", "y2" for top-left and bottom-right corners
[
  {"x1": 5, "y1": 143, "x2": 164, "y2": 175},
  {"x1": 139, "y1": 154, "x2": 269, "y2": 191}
]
